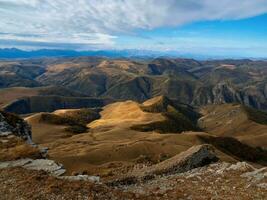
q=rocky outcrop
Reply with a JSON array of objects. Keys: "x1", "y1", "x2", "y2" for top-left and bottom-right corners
[
  {"x1": 192, "y1": 82, "x2": 267, "y2": 110},
  {"x1": 118, "y1": 161, "x2": 267, "y2": 198},
  {"x1": 241, "y1": 167, "x2": 267, "y2": 187},
  {"x1": 0, "y1": 111, "x2": 32, "y2": 143},
  {"x1": 59, "y1": 175, "x2": 100, "y2": 183},
  {"x1": 110, "y1": 144, "x2": 218, "y2": 186},
  {"x1": 0, "y1": 113, "x2": 13, "y2": 135},
  {"x1": 143, "y1": 144, "x2": 218, "y2": 176},
  {"x1": 0, "y1": 158, "x2": 101, "y2": 183}
]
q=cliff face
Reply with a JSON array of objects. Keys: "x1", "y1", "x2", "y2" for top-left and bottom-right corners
[
  {"x1": 192, "y1": 82, "x2": 267, "y2": 110},
  {"x1": 0, "y1": 111, "x2": 32, "y2": 143}
]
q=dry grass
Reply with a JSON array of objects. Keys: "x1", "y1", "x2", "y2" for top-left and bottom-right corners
[
  {"x1": 88, "y1": 100, "x2": 165, "y2": 130},
  {"x1": 0, "y1": 136, "x2": 42, "y2": 161},
  {"x1": 0, "y1": 167, "x2": 138, "y2": 200},
  {"x1": 0, "y1": 162, "x2": 266, "y2": 200},
  {"x1": 26, "y1": 101, "x2": 267, "y2": 178},
  {"x1": 25, "y1": 109, "x2": 100, "y2": 143},
  {"x1": 198, "y1": 104, "x2": 267, "y2": 148}
]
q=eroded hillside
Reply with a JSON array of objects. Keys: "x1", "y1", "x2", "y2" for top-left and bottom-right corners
[{"x1": 1, "y1": 58, "x2": 267, "y2": 112}]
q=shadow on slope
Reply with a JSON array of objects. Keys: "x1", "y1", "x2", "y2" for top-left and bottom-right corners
[
  {"x1": 39, "y1": 109, "x2": 101, "y2": 134},
  {"x1": 198, "y1": 135, "x2": 267, "y2": 165},
  {"x1": 3, "y1": 95, "x2": 112, "y2": 114},
  {"x1": 243, "y1": 106, "x2": 267, "y2": 125},
  {"x1": 131, "y1": 96, "x2": 201, "y2": 133}
]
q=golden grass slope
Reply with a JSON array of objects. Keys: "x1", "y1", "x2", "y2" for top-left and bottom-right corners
[
  {"x1": 198, "y1": 104, "x2": 267, "y2": 148},
  {"x1": 26, "y1": 99, "x2": 240, "y2": 177},
  {"x1": 89, "y1": 100, "x2": 165, "y2": 131},
  {"x1": 25, "y1": 112, "x2": 70, "y2": 144}
]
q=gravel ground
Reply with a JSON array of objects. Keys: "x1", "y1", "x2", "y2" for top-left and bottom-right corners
[{"x1": 0, "y1": 162, "x2": 266, "y2": 200}]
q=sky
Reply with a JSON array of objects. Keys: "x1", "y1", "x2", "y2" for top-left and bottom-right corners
[{"x1": 0, "y1": 0, "x2": 267, "y2": 58}]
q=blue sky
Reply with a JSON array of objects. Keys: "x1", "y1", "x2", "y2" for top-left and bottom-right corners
[
  {"x1": 116, "y1": 14, "x2": 267, "y2": 57},
  {"x1": 0, "y1": 0, "x2": 267, "y2": 58}
]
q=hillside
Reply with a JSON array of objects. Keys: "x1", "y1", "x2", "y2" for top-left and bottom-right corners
[
  {"x1": 20, "y1": 97, "x2": 266, "y2": 178},
  {"x1": 26, "y1": 108, "x2": 100, "y2": 144},
  {"x1": 198, "y1": 104, "x2": 267, "y2": 148},
  {"x1": 0, "y1": 86, "x2": 88, "y2": 108},
  {"x1": 3, "y1": 95, "x2": 112, "y2": 114},
  {"x1": 1, "y1": 98, "x2": 267, "y2": 199},
  {"x1": 1, "y1": 58, "x2": 267, "y2": 110},
  {"x1": 24, "y1": 97, "x2": 204, "y2": 176}
]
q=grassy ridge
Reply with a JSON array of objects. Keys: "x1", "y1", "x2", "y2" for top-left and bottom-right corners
[{"x1": 132, "y1": 96, "x2": 201, "y2": 133}]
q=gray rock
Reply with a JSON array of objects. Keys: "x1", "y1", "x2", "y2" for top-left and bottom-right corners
[
  {"x1": 257, "y1": 183, "x2": 267, "y2": 189},
  {"x1": 142, "y1": 144, "x2": 218, "y2": 176},
  {"x1": 241, "y1": 167, "x2": 267, "y2": 183},
  {"x1": 0, "y1": 162, "x2": 10, "y2": 169},
  {"x1": 53, "y1": 169, "x2": 67, "y2": 176},
  {"x1": 24, "y1": 159, "x2": 64, "y2": 173},
  {"x1": 0, "y1": 111, "x2": 32, "y2": 144},
  {"x1": 0, "y1": 113, "x2": 13, "y2": 135},
  {"x1": 109, "y1": 144, "x2": 218, "y2": 186},
  {"x1": 59, "y1": 175, "x2": 100, "y2": 183},
  {"x1": 0, "y1": 158, "x2": 32, "y2": 169},
  {"x1": 0, "y1": 159, "x2": 66, "y2": 176},
  {"x1": 227, "y1": 162, "x2": 255, "y2": 172}
]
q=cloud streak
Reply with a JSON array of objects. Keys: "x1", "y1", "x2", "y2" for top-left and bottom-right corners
[{"x1": 0, "y1": 0, "x2": 267, "y2": 49}]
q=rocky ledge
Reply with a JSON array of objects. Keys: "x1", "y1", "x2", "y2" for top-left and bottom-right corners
[
  {"x1": 118, "y1": 161, "x2": 267, "y2": 199},
  {"x1": 109, "y1": 144, "x2": 218, "y2": 186},
  {"x1": 0, "y1": 111, "x2": 32, "y2": 143}
]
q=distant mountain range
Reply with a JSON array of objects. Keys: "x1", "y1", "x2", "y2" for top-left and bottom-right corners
[
  {"x1": 0, "y1": 48, "x2": 174, "y2": 59},
  {"x1": 1, "y1": 48, "x2": 265, "y2": 60}
]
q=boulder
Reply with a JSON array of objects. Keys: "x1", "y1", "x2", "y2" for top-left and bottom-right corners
[
  {"x1": 59, "y1": 175, "x2": 100, "y2": 183},
  {"x1": 226, "y1": 162, "x2": 255, "y2": 172}
]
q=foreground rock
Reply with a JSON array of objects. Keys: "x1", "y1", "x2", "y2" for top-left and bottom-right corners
[
  {"x1": 0, "y1": 161, "x2": 266, "y2": 200},
  {"x1": 142, "y1": 144, "x2": 218, "y2": 176},
  {"x1": 0, "y1": 158, "x2": 66, "y2": 176},
  {"x1": 120, "y1": 161, "x2": 267, "y2": 199},
  {"x1": 0, "y1": 158, "x2": 101, "y2": 183},
  {"x1": 110, "y1": 144, "x2": 218, "y2": 185},
  {"x1": 59, "y1": 175, "x2": 100, "y2": 183}
]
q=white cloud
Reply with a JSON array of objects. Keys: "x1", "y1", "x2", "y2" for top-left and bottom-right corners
[{"x1": 0, "y1": 0, "x2": 267, "y2": 48}]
